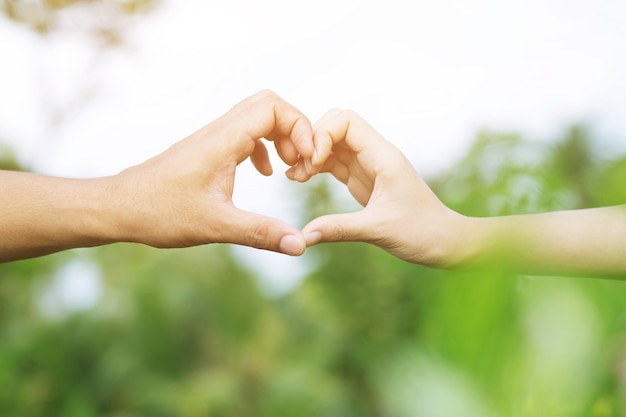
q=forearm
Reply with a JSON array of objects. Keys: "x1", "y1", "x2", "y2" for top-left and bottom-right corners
[
  {"x1": 0, "y1": 171, "x2": 121, "y2": 262},
  {"x1": 455, "y1": 205, "x2": 626, "y2": 278}
]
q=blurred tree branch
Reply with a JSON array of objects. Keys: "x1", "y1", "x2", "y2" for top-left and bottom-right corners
[
  {"x1": 0, "y1": 0, "x2": 161, "y2": 163},
  {"x1": 1, "y1": 0, "x2": 159, "y2": 43}
]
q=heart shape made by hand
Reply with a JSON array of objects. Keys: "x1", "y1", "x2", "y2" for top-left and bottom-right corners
[{"x1": 113, "y1": 89, "x2": 452, "y2": 267}]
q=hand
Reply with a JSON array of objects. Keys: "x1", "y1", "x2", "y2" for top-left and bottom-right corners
[
  {"x1": 289, "y1": 109, "x2": 467, "y2": 267},
  {"x1": 109, "y1": 90, "x2": 314, "y2": 256}
]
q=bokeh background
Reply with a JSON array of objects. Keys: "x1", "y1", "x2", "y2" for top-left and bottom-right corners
[{"x1": 2, "y1": 1, "x2": 626, "y2": 416}]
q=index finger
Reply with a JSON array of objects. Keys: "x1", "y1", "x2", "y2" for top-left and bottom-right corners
[
  {"x1": 226, "y1": 90, "x2": 315, "y2": 161},
  {"x1": 310, "y1": 109, "x2": 389, "y2": 173}
]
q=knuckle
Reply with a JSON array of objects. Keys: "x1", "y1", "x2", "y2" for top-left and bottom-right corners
[
  {"x1": 256, "y1": 89, "x2": 278, "y2": 102},
  {"x1": 232, "y1": 89, "x2": 277, "y2": 111},
  {"x1": 340, "y1": 109, "x2": 360, "y2": 121},
  {"x1": 260, "y1": 88, "x2": 277, "y2": 96},
  {"x1": 320, "y1": 108, "x2": 343, "y2": 122},
  {"x1": 249, "y1": 222, "x2": 273, "y2": 249},
  {"x1": 327, "y1": 222, "x2": 347, "y2": 241}
]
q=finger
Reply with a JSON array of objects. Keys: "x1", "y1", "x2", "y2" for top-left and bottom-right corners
[
  {"x1": 270, "y1": 99, "x2": 314, "y2": 160},
  {"x1": 313, "y1": 109, "x2": 401, "y2": 179},
  {"x1": 286, "y1": 108, "x2": 350, "y2": 181},
  {"x1": 250, "y1": 139, "x2": 273, "y2": 176},
  {"x1": 302, "y1": 211, "x2": 372, "y2": 246},
  {"x1": 285, "y1": 156, "x2": 321, "y2": 182},
  {"x1": 229, "y1": 90, "x2": 314, "y2": 162},
  {"x1": 311, "y1": 108, "x2": 344, "y2": 170},
  {"x1": 286, "y1": 154, "x2": 348, "y2": 184},
  {"x1": 284, "y1": 161, "x2": 302, "y2": 181},
  {"x1": 274, "y1": 135, "x2": 299, "y2": 165},
  {"x1": 222, "y1": 207, "x2": 306, "y2": 256}
]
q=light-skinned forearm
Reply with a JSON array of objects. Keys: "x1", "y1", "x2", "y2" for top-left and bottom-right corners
[{"x1": 455, "y1": 205, "x2": 626, "y2": 278}]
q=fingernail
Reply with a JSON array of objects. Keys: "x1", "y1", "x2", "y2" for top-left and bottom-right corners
[
  {"x1": 303, "y1": 231, "x2": 322, "y2": 246},
  {"x1": 304, "y1": 158, "x2": 312, "y2": 174},
  {"x1": 285, "y1": 166, "x2": 295, "y2": 180},
  {"x1": 279, "y1": 234, "x2": 305, "y2": 256},
  {"x1": 295, "y1": 164, "x2": 308, "y2": 182},
  {"x1": 312, "y1": 148, "x2": 320, "y2": 166}
]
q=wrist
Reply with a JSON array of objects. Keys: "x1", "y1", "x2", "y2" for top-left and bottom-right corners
[
  {"x1": 95, "y1": 171, "x2": 155, "y2": 246},
  {"x1": 437, "y1": 212, "x2": 488, "y2": 270},
  {"x1": 74, "y1": 175, "x2": 128, "y2": 246}
]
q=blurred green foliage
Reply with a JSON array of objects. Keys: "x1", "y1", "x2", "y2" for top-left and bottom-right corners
[
  {"x1": 1, "y1": 126, "x2": 626, "y2": 416},
  {"x1": 0, "y1": 145, "x2": 23, "y2": 171}
]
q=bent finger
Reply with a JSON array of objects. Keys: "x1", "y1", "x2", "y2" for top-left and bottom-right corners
[
  {"x1": 274, "y1": 135, "x2": 299, "y2": 166},
  {"x1": 311, "y1": 108, "x2": 344, "y2": 170},
  {"x1": 250, "y1": 139, "x2": 273, "y2": 176},
  {"x1": 229, "y1": 90, "x2": 314, "y2": 161}
]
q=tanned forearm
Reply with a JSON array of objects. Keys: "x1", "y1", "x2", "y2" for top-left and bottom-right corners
[
  {"x1": 1, "y1": 90, "x2": 316, "y2": 262},
  {"x1": 0, "y1": 170, "x2": 120, "y2": 262}
]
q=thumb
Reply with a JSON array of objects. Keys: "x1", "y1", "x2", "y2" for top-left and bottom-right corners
[
  {"x1": 223, "y1": 207, "x2": 306, "y2": 256},
  {"x1": 302, "y1": 211, "x2": 372, "y2": 246}
]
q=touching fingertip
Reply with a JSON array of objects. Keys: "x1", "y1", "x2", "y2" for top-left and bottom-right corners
[
  {"x1": 312, "y1": 147, "x2": 321, "y2": 166},
  {"x1": 293, "y1": 121, "x2": 314, "y2": 156},
  {"x1": 296, "y1": 166, "x2": 312, "y2": 183},
  {"x1": 303, "y1": 231, "x2": 322, "y2": 246},
  {"x1": 279, "y1": 234, "x2": 306, "y2": 256}
]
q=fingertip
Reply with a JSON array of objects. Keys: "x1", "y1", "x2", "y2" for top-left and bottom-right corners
[
  {"x1": 303, "y1": 230, "x2": 322, "y2": 247},
  {"x1": 302, "y1": 221, "x2": 323, "y2": 246},
  {"x1": 275, "y1": 137, "x2": 299, "y2": 166},
  {"x1": 312, "y1": 147, "x2": 321, "y2": 167},
  {"x1": 285, "y1": 165, "x2": 296, "y2": 180},
  {"x1": 252, "y1": 161, "x2": 273, "y2": 176},
  {"x1": 294, "y1": 162, "x2": 311, "y2": 182},
  {"x1": 311, "y1": 131, "x2": 333, "y2": 169},
  {"x1": 250, "y1": 140, "x2": 273, "y2": 176},
  {"x1": 285, "y1": 162, "x2": 305, "y2": 181},
  {"x1": 279, "y1": 234, "x2": 306, "y2": 256},
  {"x1": 292, "y1": 118, "x2": 314, "y2": 159},
  {"x1": 304, "y1": 157, "x2": 312, "y2": 175}
]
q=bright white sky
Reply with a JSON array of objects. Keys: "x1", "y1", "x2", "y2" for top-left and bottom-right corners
[{"x1": 1, "y1": 0, "x2": 626, "y2": 293}]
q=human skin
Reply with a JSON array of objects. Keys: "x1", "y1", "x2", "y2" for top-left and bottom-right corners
[
  {"x1": 0, "y1": 90, "x2": 315, "y2": 262},
  {"x1": 289, "y1": 109, "x2": 626, "y2": 278}
]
